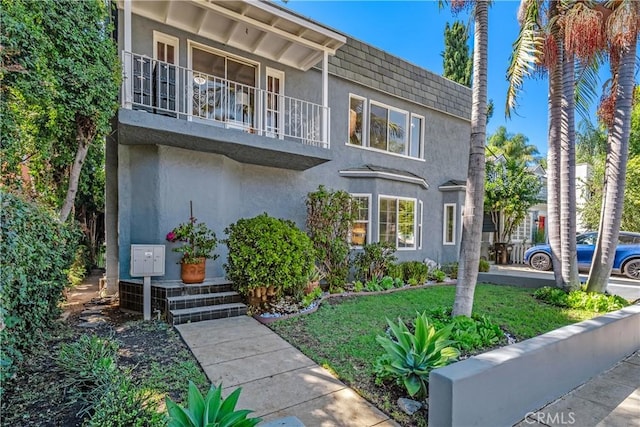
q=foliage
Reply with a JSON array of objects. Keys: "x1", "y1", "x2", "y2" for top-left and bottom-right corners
[
  {"x1": 486, "y1": 126, "x2": 541, "y2": 165},
  {"x1": 86, "y1": 373, "x2": 164, "y2": 427},
  {"x1": 478, "y1": 259, "x2": 490, "y2": 273},
  {"x1": 167, "y1": 215, "x2": 219, "y2": 264},
  {"x1": 400, "y1": 261, "x2": 429, "y2": 285},
  {"x1": 580, "y1": 154, "x2": 640, "y2": 232},
  {"x1": 428, "y1": 268, "x2": 447, "y2": 282},
  {"x1": 302, "y1": 286, "x2": 324, "y2": 308},
  {"x1": 166, "y1": 381, "x2": 261, "y2": 427},
  {"x1": 442, "y1": 21, "x2": 472, "y2": 87},
  {"x1": 353, "y1": 242, "x2": 397, "y2": 282},
  {"x1": 426, "y1": 308, "x2": 504, "y2": 352},
  {"x1": 0, "y1": 192, "x2": 80, "y2": 388},
  {"x1": 353, "y1": 280, "x2": 364, "y2": 293},
  {"x1": 385, "y1": 263, "x2": 404, "y2": 281},
  {"x1": 441, "y1": 262, "x2": 459, "y2": 279},
  {"x1": 306, "y1": 186, "x2": 355, "y2": 292},
  {"x1": 224, "y1": 213, "x2": 315, "y2": 298},
  {"x1": 534, "y1": 286, "x2": 629, "y2": 313},
  {"x1": 56, "y1": 334, "x2": 163, "y2": 425},
  {"x1": 1, "y1": 0, "x2": 120, "y2": 222},
  {"x1": 485, "y1": 158, "x2": 543, "y2": 242},
  {"x1": 375, "y1": 312, "x2": 460, "y2": 399}
]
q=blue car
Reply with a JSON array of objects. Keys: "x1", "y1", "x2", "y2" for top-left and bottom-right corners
[{"x1": 524, "y1": 231, "x2": 640, "y2": 280}]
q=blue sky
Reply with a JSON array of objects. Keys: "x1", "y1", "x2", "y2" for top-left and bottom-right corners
[{"x1": 284, "y1": 0, "x2": 605, "y2": 157}]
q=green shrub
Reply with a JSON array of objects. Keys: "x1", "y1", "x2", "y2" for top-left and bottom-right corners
[
  {"x1": 429, "y1": 268, "x2": 447, "y2": 282},
  {"x1": 441, "y1": 262, "x2": 458, "y2": 279},
  {"x1": 86, "y1": 373, "x2": 164, "y2": 427},
  {"x1": 353, "y1": 280, "x2": 364, "y2": 292},
  {"x1": 385, "y1": 263, "x2": 404, "y2": 281},
  {"x1": 425, "y1": 308, "x2": 505, "y2": 352},
  {"x1": 534, "y1": 286, "x2": 629, "y2": 312},
  {"x1": 1, "y1": 192, "x2": 81, "y2": 387},
  {"x1": 302, "y1": 286, "x2": 323, "y2": 307},
  {"x1": 306, "y1": 186, "x2": 355, "y2": 292},
  {"x1": 353, "y1": 242, "x2": 397, "y2": 282},
  {"x1": 375, "y1": 312, "x2": 460, "y2": 399},
  {"x1": 401, "y1": 261, "x2": 429, "y2": 285},
  {"x1": 166, "y1": 381, "x2": 261, "y2": 427},
  {"x1": 478, "y1": 259, "x2": 490, "y2": 272},
  {"x1": 224, "y1": 213, "x2": 315, "y2": 299}
]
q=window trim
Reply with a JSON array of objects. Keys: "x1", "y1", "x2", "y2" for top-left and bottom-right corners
[
  {"x1": 378, "y1": 194, "x2": 418, "y2": 251},
  {"x1": 153, "y1": 31, "x2": 179, "y2": 64},
  {"x1": 349, "y1": 193, "x2": 371, "y2": 248},
  {"x1": 443, "y1": 203, "x2": 457, "y2": 245},
  {"x1": 418, "y1": 200, "x2": 423, "y2": 250},
  {"x1": 348, "y1": 94, "x2": 367, "y2": 147},
  {"x1": 369, "y1": 100, "x2": 409, "y2": 155},
  {"x1": 187, "y1": 39, "x2": 260, "y2": 84},
  {"x1": 410, "y1": 113, "x2": 425, "y2": 159}
]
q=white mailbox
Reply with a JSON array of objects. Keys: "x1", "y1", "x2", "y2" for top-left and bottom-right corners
[
  {"x1": 130, "y1": 244, "x2": 165, "y2": 321},
  {"x1": 130, "y1": 245, "x2": 165, "y2": 277}
]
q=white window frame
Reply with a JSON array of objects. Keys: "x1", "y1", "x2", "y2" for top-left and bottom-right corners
[
  {"x1": 349, "y1": 193, "x2": 371, "y2": 248},
  {"x1": 410, "y1": 113, "x2": 425, "y2": 159},
  {"x1": 443, "y1": 203, "x2": 457, "y2": 245},
  {"x1": 418, "y1": 200, "x2": 423, "y2": 250},
  {"x1": 265, "y1": 67, "x2": 285, "y2": 139},
  {"x1": 153, "y1": 31, "x2": 179, "y2": 64},
  {"x1": 347, "y1": 94, "x2": 367, "y2": 147},
  {"x1": 369, "y1": 100, "x2": 409, "y2": 155},
  {"x1": 378, "y1": 194, "x2": 418, "y2": 251}
]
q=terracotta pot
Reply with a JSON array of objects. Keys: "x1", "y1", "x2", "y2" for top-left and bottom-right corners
[{"x1": 181, "y1": 257, "x2": 206, "y2": 284}]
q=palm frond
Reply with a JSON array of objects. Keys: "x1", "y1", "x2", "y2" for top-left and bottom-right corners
[
  {"x1": 574, "y1": 51, "x2": 606, "y2": 122},
  {"x1": 506, "y1": 0, "x2": 544, "y2": 118}
]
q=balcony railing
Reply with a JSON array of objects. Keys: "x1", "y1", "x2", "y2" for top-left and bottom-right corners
[{"x1": 121, "y1": 51, "x2": 329, "y2": 148}]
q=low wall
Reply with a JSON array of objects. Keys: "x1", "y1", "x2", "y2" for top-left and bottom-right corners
[
  {"x1": 477, "y1": 272, "x2": 556, "y2": 288},
  {"x1": 428, "y1": 304, "x2": 640, "y2": 427}
]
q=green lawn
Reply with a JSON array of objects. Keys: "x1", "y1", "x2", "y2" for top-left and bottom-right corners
[{"x1": 269, "y1": 283, "x2": 598, "y2": 426}]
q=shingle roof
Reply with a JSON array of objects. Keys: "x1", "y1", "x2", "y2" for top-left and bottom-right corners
[{"x1": 328, "y1": 37, "x2": 472, "y2": 121}]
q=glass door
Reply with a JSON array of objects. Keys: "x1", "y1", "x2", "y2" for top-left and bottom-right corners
[
  {"x1": 153, "y1": 33, "x2": 178, "y2": 115},
  {"x1": 266, "y1": 68, "x2": 284, "y2": 138}
]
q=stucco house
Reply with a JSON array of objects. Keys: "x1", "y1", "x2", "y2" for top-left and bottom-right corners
[{"x1": 105, "y1": 0, "x2": 472, "y2": 294}]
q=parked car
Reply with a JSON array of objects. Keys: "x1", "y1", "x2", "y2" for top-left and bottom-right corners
[{"x1": 524, "y1": 231, "x2": 640, "y2": 280}]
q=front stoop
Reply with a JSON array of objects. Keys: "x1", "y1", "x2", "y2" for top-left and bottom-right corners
[{"x1": 119, "y1": 278, "x2": 248, "y2": 324}]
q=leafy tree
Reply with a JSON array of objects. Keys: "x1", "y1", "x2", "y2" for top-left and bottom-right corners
[
  {"x1": 442, "y1": 21, "x2": 472, "y2": 87},
  {"x1": 1, "y1": 0, "x2": 119, "y2": 223},
  {"x1": 484, "y1": 158, "x2": 543, "y2": 243},
  {"x1": 486, "y1": 126, "x2": 541, "y2": 165}
]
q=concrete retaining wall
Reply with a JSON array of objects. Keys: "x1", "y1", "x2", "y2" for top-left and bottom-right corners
[{"x1": 428, "y1": 304, "x2": 640, "y2": 427}]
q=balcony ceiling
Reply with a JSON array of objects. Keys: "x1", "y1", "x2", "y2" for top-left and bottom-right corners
[{"x1": 121, "y1": 0, "x2": 346, "y2": 71}]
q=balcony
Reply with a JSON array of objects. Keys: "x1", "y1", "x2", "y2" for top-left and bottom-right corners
[{"x1": 119, "y1": 51, "x2": 332, "y2": 170}]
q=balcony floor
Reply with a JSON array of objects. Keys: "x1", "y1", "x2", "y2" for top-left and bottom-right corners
[{"x1": 117, "y1": 109, "x2": 332, "y2": 171}]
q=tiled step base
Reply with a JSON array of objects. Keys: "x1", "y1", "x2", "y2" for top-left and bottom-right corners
[{"x1": 169, "y1": 302, "x2": 248, "y2": 325}]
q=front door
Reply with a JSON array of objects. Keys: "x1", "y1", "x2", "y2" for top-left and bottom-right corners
[{"x1": 265, "y1": 68, "x2": 284, "y2": 138}]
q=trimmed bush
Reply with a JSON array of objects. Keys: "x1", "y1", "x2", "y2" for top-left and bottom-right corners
[
  {"x1": 534, "y1": 286, "x2": 629, "y2": 312},
  {"x1": 353, "y1": 242, "x2": 397, "y2": 282},
  {"x1": 401, "y1": 261, "x2": 429, "y2": 285},
  {"x1": 1, "y1": 192, "x2": 80, "y2": 388},
  {"x1": 224, "y1": 213, "x2": 315, "y2": 298},
  {"x1": 478, "y1": 258, "x2": 490, "y2": 272}
]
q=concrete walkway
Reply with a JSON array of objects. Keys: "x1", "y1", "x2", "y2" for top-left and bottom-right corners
[
  {"x1": 516, "y1": 351, "x2": 640, "y2": 426},
  {"x1": 175, "y1": 316, "x2": 397, "y2": 427}
]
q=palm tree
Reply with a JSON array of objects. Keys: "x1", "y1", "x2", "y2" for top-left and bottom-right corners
[
  {"x1": 452, "y1": 0, "x2": 489, "y2": 317},
  {"x1": 587, "y1": 1, "x2": 638, "y2": 292},
  {"x1": 486, "y1": 126, "x2": 541, "y2": 165}
]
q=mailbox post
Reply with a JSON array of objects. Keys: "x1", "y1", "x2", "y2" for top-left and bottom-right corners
[{"x1": 130, "y1": 245, "x2": 165, "y2": 320}]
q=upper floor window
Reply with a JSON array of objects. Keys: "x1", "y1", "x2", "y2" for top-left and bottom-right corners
[
  {"x1": 349, "y1": 95, "x2": 365, "y2": 146},
  {"x1": 379, "y1": 196, "x2": 416, "y2": 250},
  {"x1": 349, "y1": 194, "x2": 370, "y2": 247},
  {"x1": 347, "y1": 95, "x2": 423, "y2": 159}
]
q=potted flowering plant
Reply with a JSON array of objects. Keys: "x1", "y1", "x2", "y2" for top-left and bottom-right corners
[{"x1": 166, "y1": 216, "x2": 218, "y2": 284}]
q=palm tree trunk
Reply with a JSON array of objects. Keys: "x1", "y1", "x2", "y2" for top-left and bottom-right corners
[
  {"x1": 547, "y1": 35, "x2": 563, "y2": 287},
  {"x1": 453, "y1": 0, "x2": 488, "y2": 318},
  {"x1": 587, "y1": 36, "x2": 636, "y2": 292},
  {"x1": 560, "y1": 52, "x2": 580, "y2": 290}
]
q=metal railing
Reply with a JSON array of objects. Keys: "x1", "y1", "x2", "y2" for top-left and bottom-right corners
[{"x1": 121, "y1": 51, "x2": 329, "y2": 148}]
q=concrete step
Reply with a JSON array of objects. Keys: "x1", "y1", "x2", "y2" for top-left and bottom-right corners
[
  {"x1": 165, "y1": 279, "x2": 234, "y2": 298},
  {"x1": 166, "y1": 291, "x2": 242, "y2": 311},
  {"x1": 169, "y1": 302, "x2": 247, "y2": 325}
]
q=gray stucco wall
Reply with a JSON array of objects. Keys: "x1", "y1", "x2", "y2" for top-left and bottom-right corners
[{"x1": 114, "y1": 9, "x2": 472, "y2": 281}]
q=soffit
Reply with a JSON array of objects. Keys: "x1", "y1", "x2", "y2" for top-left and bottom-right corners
[{"x1": 120, "y1": 0, "x2": 346, "y2": 71}]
